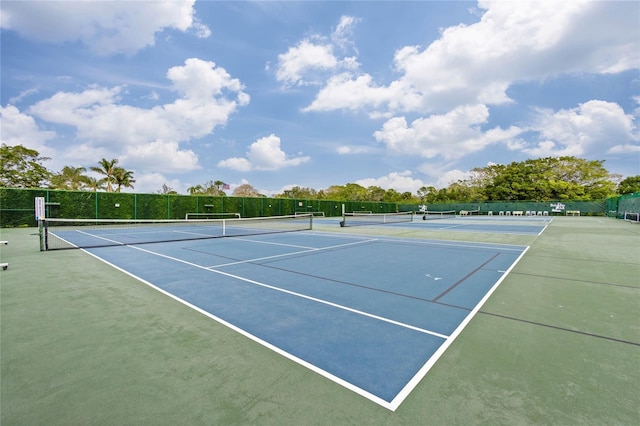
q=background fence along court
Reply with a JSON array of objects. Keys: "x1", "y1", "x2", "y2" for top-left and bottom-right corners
[
  {"x1": 0, "y1": 188, "x2": 397, "y2": 226},
  {"x1": 1, "y1": 188, "x2": 639, "y2": 227}
]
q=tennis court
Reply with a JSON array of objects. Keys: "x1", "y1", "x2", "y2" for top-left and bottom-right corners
[
  {"x1": 57, "y1": 220, "x2": 527, "y2": 410},
  {"x1": 335, "y1": 212, "x2": 550, "y2": 235},
  {"x1": 1, "y1": 215, "x2": 638, "y2": 424}
]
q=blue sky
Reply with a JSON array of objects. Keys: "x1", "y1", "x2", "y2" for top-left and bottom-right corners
[{"x1": 1, "y1": 0, "x2": 639, "y2": 195}]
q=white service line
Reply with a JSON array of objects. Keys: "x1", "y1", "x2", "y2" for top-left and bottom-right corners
[
  {"x1": 76, "y1": 229, "x2": 124, "y2": 245},
  {"x1": 230, "y1": 237, "x2": 318, "y2": 249},
  {"x1": 129, "y1": 244, "x2": 449, "y2": 340},
  {"x1": 209, "y1": 238, "x2": 378, "y2": 268}
]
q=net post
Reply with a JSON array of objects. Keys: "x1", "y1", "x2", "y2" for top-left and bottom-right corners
[
  {"x1": 35, "y1": 197, "x2": 46, "y2": 251},
  {"x1": 38, "y1": 220, "x2": 45, "y2": 251}
]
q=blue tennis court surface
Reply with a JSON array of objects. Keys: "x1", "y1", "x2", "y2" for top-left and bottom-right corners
[
  {"x1": 85, "y1": 231, "x2": 528, "y2": 410},
  {"x1": 330, "y1": 215, "x2": 551, "y2": 235}
]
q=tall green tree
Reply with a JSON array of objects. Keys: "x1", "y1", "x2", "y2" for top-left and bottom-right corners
[
  {"x1": 90, "y1": 158, "x2": 119, "y2": 192},
  {"x1": 324, "y1": 183, "x2": 369, "y2": 201},
  {"x1": 188, "y1": 184, "x2": 204, "y2": 195},
  {"x1": 366, "y1": 186, "x2": 386, "y2": 202},
  {"x1": 84, "y1": 176, "x2": 105, "y2": 192},
  {"x1": 417, "y1": 186, "x2": 438, "y2": 203},
  {"x1": 383, "y1": 188, "x2": 401, "y2": 202},
  {"x1": 277, "y1": 186, "x2": 317, "y2": 199},
  {"x1": 50, "y1": 166, "x2": 89, "y2": 190},
  {"x1": 0, "y1": 144, "x2": 52, "y2": 188},
  {"x1": 189, "y1": 180, "x2": 227, "y2": 196},
  {"x1": 471, "y1": 157, "x2": 616, "y2": 201},
  {"x1": 617, "y1": 175, "x2": 640, "y2": 194},
  {"x1": 159, "y1": 183, "x2": 177, "y2": 194},
  {"x1": 113, "y1": 167, "x2": 135, "y2": 192}
]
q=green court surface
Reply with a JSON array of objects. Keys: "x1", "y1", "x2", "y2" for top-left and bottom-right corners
[{"x1": 1, "y1": 217, "x2": 639, "y2": 425}]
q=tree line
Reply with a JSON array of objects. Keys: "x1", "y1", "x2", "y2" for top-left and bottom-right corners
[
  {"x1": 1, "y1": 144, "x2": 639, "y2": 202},
  {"x1": 1, "y1": 145, "x2": 135, "y2": 192}
]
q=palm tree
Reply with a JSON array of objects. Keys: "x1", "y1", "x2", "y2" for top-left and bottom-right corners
[
  {"x1": 113, "y1": 167, "x2": 135, "y2": 192},
  {"x1": 188, "y1": 184, "x2": 204, "y2": 195},
  {"x1": 189, "y1": 181, "x2": 227, "y2": 196},
  {"x1": 90, "y1": 158, "x2": 119, "y2": 192},
  {"x1": 160, "y1": 183, "x2": 177, "y2": 194},
  {"x1": 50, "y1": 166, "x2": 89, "y2": 190},
  {"x1": 84, "y1": 176, "x2": 106, "y2": 192},
  {"x1": 205, "y1": 180, "x2": 226, "y2": 196}
]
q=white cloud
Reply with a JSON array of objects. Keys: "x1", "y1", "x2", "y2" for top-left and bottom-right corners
[
  {"x1": 331, "y1": 15, "x2": 360, "y2": 51},
  {"x1": 304, "y1": 1, "x2": 639, "y2": 115},
  {"x1": 355, "y1": 171, "x2": 426, "y2": 193},
  {"x1": 191, "y1": 19, "x2": 212, "y2": 39},
  {"x1": 372, "y1": 99, "x2": 637, "y2": 176},
  {"x1": 524, "y1": 100, "x2": 638, "y2": 157},
  {"x1": 303, "y1": 73, "x2": 404, "y2": 116},
  {"x1": 0, "y1": 104, "x2": 56, "y2": 154},
  {"x1": 414, "y1": 161, "x2": 471, "y2": 189},
  {"x1": 123, "y1": 140, "x2": 200, "y2": 173},
  {"x1": 275, "y1": 16, "x2": 361, "y2": 88},
  {"x1": 167, "y1": 58, "x2": 247, "y2": 102},
  {"x1": 276, "y1": 39, "x2": 338, "y2": 87},
  {"x1": 218, "y1": 134, "x2": 310, "y2": 171},
  {"x1": 374, "y1": 104, "x2": 522, "y2": 160},
  {"x1": 27, "y1": 58, "x2": 247, "y2": 146},
  {"x1": 608, "y1": 144, "x2": 640, "y2": 154},
  {"x1": 217, "y1": 157, "x2": 252, "y2": 172},
  {"x1": 336, "y1": 145, "x2": 374, "y2": 155},
  {"x1": 436, "y1": 169, "x2": 471, "y2": 188},
  {"x1": 57, "y1": 144, "x2": 114, "y2": 171},
  {"x1": 0, "y1": 105, "x2": 60, "y2": 168},
  {"x1": 8, "y1": 88, "x2": 39, "y2": 104},
  {"x1": 520, "y1": 140, "x2": 582, "y2": 158},
  {"x1": 134, "y1": 172, "x2": 184, "y2": 195},
  {"x1": 0, "y1": 0, "x2": 209, "y2": 56},
  {"x1": 15, "y1": 58, "x2": 247, "y2": 175}
]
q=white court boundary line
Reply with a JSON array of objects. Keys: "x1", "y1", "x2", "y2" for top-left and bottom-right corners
[
  {"x1": 307, "y1": 230, "x2": 528, "y2": 252},
  {"x1": 79, "y1": 248, "x2": 397, "y2": 410},
  {"x1": 388, "y1": 245, "x2": 530, "y2": 410},
  {"x1": 417, "y1": 222, "x2": 545, "y2": 235},
  {"x1": 82, "y1": 234, "x2": 528, "y2": 411}
]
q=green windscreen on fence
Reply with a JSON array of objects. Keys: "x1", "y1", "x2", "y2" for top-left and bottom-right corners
[
  {"x1": 398, "y1": 200, "x2": 607, "y2": 216},
  {"x1": 608, "y1": 192, "x2": 640, "y2": 218},
  {"x1": 3, "y1": 187, "x2": 635, "y2": 227},
  {"x1": 0, "y1": 188, "x2": 399, "y2": 227}
]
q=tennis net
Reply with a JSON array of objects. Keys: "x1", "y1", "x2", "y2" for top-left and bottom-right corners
[
  {"x1": 340, "y1": 211, "x2": 413, "y2": 227},
  {"x1": 295, "y1": 211, "x2": 325, "y2": 217},
  {"x1": 40, "y1": 214, "x2": 313, "y2": 251},
  {"x1": 185, "y1": 212, "x2": 241, "y2": 219},
  {"x1": 421, "y1": 210, "x2": 456, "y2": 220}
]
